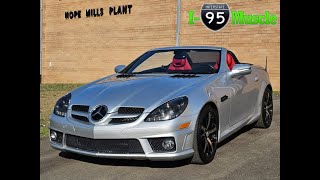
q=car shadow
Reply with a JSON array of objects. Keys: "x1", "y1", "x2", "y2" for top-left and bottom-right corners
[
  {"x1": 217, "y1": 123, "x2": 255, "y2": 148},
  {"x1": 59, "y1": 151, "x2": 190, "y2": 168},
  {"x1": 59, "y1": 124, "x2": 256, "y2": 168}
]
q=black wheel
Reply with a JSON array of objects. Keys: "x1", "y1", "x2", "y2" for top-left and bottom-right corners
[
  {"x1": 191, "y1": 105, "x2": 218, "y2": 164},
  {"x1": 255, "y1": 87, "x2": 273, "y2": 128}
]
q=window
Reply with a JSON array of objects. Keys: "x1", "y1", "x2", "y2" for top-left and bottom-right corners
[
  {"x1": 132, "y1": 51, "x2": 174, "y2": 73},
  {"x1": 126, "y1": 49, "x2": 221, "y2": 74},
  {"x1": 186, "y1": 50, "x2": 220, "y2": 64}
]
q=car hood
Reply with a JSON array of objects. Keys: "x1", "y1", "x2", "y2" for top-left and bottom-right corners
[{"x1": 71, "y1": 74, "x2": 209, "y2": 112}]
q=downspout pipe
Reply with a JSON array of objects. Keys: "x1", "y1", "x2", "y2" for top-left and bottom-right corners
[
  {"x1": 40, "y1": 0, "x2": 43, "y2": 83},
  {"x1": 175, "y1": 0, "x2": 181, "y2": 46}
]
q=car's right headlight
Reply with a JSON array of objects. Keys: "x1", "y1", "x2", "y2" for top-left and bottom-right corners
[
  {"x1": 145, "y1": 96, "x2": 188, "y2": 122},
  {"x1": 53, "y1": 93, "x2": 71, "y2": 117}
]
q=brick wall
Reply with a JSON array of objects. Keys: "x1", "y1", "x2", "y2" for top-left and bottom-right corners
[
  {"x1": 42, "y1": 0, "x2": 177, "y2": 83},
  {"x1": 42, "y1": 0, "x2": 280, "y2": 90}
]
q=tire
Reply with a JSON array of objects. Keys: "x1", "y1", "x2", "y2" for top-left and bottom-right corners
[
  {"x1": 191, "y1": 105, "x2": 219, "y2": 164},
  {"x1": 255, "y1": 87, "x2": 273, "y2": 128}
]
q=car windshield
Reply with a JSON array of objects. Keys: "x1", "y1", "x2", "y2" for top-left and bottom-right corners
[{"x1": 122, "y1": 49, "x2": 221, "y2": 74}]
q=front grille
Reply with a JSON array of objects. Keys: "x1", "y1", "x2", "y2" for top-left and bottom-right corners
[
  {"x1": 71, "y1": 114, "x2": 89, "y2": 123},
  {"x1": 66, "y1": 134, "x2": 144, "y2": 154},
  {"x1": 72, "y1": 105, "x2": 89, "y2": 112},
  {"x1": 109, "y1": 116, "x2": 140, "y2": 124},
  {"x1": 70, "y1": 105, "x2": 90, "y2": 123},
  {"x1": 118, "y1": 107, "x2": 144, "y2": 114},
  {"x1": 148, "y1": 137, "x2": 176, "y2": 152},
  {"x1": 109, "y1": 107, "x2": 144, "y2": 124},
  {"x1": 70, "y1": 106, "x2": 144, "y2": 125}
]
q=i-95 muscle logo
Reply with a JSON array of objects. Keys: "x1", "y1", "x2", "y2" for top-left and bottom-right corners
[{"x1": 188, "y1": 3, "x2": 278, "y2": 32}]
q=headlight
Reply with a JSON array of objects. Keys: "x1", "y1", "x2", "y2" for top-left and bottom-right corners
[
  {"x1": 53, "y1": 93, "x2": 71, "y2": 117},
  {"x1": 145, "y1": 96, "x2": 188, "y2": 122}
]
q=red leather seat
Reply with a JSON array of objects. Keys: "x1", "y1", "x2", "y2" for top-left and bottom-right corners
[
  {"x1": 168, "y1": 57, "x2": 192, "y2": 71},
  {"x1": 226, "y1": 53, "x2": 235, "y2": 70}
]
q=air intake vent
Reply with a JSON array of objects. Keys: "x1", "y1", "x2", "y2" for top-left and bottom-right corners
[
  {"x1": 109, "y1": 116, "x2": 140, "y2": 124},
  {"x1": 70, "y1": 105, "x2": 90, "y2": 123},
  {"x1": 109, "y1": 107, "x2": 144, "y2": 124},
  {"x1": 118, "y1": 107, "x2": 144, "y2": 114},
  {"x1": 66, "y1": 134, "x2": 144, "y2": 154},
  {"x1": 116, "y1": 74, "x2": 135, "y2": 78},
  {"x1": 71, "y1": 114, "x2": 89, "y2": 123},
  {"x1": 71, "y1": 105, "x2": 89, "y2": 112},
  {"x1": 148, "y1": 137, "x2": 176, "y2": 152}
]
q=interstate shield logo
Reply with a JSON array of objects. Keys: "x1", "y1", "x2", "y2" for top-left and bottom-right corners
[{"x1": 201, "y1": 3, "x2": 230, "y2": 31}]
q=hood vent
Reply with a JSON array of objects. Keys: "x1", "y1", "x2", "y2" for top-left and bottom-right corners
[
  {"x1": 116, "y1": 74, "x2": 135, "y2": 78},
  {"x1": 170, "y1": 74, "x2": 200, "y2": 78}
]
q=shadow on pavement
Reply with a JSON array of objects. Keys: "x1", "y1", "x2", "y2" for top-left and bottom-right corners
[
  {"x1": 217, "y1": 123, "x2": 255, "y2": 148},
  {"x1": 59, "y1": 151, "x2": 190, "y2": 168}
]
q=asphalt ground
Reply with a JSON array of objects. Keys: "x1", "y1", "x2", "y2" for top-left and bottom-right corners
[{"x1": 40, "y1": 95, "x2": 280, "y2": 180}]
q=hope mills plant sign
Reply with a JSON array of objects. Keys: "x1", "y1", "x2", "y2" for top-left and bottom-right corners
[{"x1": 65, "y1": 4, "x2": 133, "y2": 20}]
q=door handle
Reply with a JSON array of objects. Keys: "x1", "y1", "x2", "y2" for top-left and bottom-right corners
[{"x1": 254, "y1": 76, "x2": 259, "y2": 82}]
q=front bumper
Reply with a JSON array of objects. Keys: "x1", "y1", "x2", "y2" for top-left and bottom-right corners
[{"x1": 49, "y1": 113, "x2": 198, "y2": 161}]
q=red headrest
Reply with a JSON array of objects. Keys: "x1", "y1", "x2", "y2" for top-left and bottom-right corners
[
  {"x1": 213, "y1": 56, "x2": 220, "y2": 69},
  {"x1": 168, "y1": 58, "x2": 192, "y2": 71},
  {"x1": 227, "y1": 54, "x2": 235, "y2": 70}
]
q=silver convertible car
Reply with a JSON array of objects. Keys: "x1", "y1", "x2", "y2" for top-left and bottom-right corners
[{"x1": 49, "y1": 46, "x2": 273, "y2": 164}]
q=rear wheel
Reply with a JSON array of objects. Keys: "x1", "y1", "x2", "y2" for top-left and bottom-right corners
[
  {"x1": 255, "y1": 87, "x2": 273, "y2": 128},
  {"x1": 191, "y1": 105, "x2": 218, "y2": 164}
]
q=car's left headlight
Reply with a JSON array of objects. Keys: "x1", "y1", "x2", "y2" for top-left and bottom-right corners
[
  {"x1": 53, "y1": 93, "x2": 71, "y2": 117},
  {"x1": 145, "y1": 96, "x2": 188, "y2": 122}
]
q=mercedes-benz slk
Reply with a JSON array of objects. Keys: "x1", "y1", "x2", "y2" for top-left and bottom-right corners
[{"x1": 49, "y1": 46, "x2": 273, "y2": 164}]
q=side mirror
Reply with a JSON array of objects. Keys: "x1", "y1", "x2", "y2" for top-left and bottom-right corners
[
  {"x1": 114, "y1": 65, "x2": 126, "y2": 73},
  {"x1": 230, "y1": 64, "x2": 252, "y2": 77}
]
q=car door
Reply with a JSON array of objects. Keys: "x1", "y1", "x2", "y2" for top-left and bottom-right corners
[{"x1": 227, "y1": 52, "x2": 256, "y2": 126}]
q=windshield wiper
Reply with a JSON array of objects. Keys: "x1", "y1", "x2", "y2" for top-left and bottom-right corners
[
  {"x1": 170, "y1": 74, "x2": 200, "y2": 78},
  {"x1": 132, "y1": 72, "x2": 167, "y2": 74},
  {"x1": 167, "y1": 72, "x2": 198, "y2": 75},
  {"x1": 116, "y1": 73, "x2": 136, "y2": 78}
]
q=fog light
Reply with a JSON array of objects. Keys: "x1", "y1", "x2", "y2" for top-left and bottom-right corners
[
  {"x1": 162, "y1": 139, "x2": 175, "y2": 150},
  {"x1": 50, "y1": 131, "x2": 57, "y2": 140}
]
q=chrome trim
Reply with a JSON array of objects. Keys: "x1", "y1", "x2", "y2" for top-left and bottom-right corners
[
  {"x1": 110, "y1": 113, "x2": 141, "y2": 118},
  {"x1": 88, "y1": 105, "x2": 109, "y2": 124},
  {"x1": 70, "y1": 111, "x2": 88, "y2": 117}
]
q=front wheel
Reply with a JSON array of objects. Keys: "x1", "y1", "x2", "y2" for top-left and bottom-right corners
[
  {"x1": 255, "y1": 87, "x2": 273, "y2": 128},
  {"x1": 191, "y1": 105, "x2": 218, "y2": 164}
]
